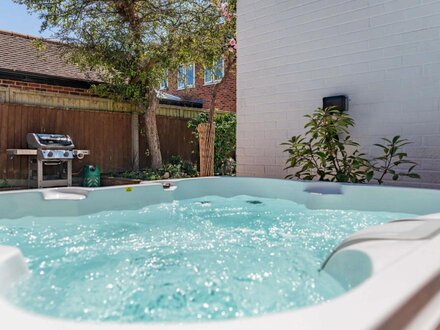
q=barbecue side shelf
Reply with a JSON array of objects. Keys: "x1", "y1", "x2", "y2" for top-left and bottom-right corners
[
  {"x1": 7, "y1": 149, "x2": 90, "y2": 188},
  {"x1": 7, "y1": 149, "x2": 90, "y2": 157}
]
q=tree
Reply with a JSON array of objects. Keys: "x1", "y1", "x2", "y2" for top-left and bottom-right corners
[
  {"x1": 200, "y1": 1, "x2": 237, "y2": 122},
  {"x1": 187, "y1": 0, "x2": 237, "y2": 175},
  {"x1": 16, "y1": 0, "x2": 221, "y2": 169}
]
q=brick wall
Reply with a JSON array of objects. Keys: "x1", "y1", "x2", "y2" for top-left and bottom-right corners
[
  {"x1": 1, "y1": 67, "x2": 237, "y2": 114},
  {"x1": 0, "y1": 79, "x2": 91, "y2": 96},
  {"x1": 164, "y1": 64, "x2": 236, "y2": 113},
  {"x1": 237, "y1": 0, "x2": 440, "y2": 188}
]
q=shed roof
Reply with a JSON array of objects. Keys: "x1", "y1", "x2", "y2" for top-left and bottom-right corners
[{"x1": 0, "y1": 30, "x2": 97, "y2": 83}]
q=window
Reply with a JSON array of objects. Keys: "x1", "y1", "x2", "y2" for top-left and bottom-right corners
[
  {"x1": 177, "y1": 63, "x2": 195, "y2": 90},
  {"x1": 159, "y1": 70, "x2": 168, "y2": 90},
  {"x1": 204, "y1": 59, "x2": 224, "y2": 85}
]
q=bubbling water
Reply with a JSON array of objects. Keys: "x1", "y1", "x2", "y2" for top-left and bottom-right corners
[{"x1": 0, "y1": 195, "x2": 412, "y2": 322}]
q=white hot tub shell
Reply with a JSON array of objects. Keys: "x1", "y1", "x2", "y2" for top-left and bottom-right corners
[{"x1": 0, "y1": 177, "x2": 439, "y2": 330}]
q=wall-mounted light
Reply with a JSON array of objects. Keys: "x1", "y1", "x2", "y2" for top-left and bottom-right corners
[{"x1": 323, "y1": 95, "x2": 348, "y2": 112}]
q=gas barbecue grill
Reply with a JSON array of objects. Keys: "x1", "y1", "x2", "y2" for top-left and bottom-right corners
[{"x1": 7, "y1": 133, "x2": 90, "y2": 188}]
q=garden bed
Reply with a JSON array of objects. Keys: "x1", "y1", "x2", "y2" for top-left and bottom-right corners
[
  {"x1": 101, "y1": 177, "x2": 142, "y2": 186},
  {"x1": 106, "y1": 156, "x2": 199, "y2": 182},
  {"x1": 0, "y1": 186, "x2": 28, "y2": 191}
]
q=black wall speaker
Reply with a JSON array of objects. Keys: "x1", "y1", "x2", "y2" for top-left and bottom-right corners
[{"x1": 323, "y1": 95, "x2": 348, "y2": 112}]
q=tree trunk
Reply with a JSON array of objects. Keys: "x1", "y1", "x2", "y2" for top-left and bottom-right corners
[
  {"x1": 144, "y1": 90, "x2": 163, "y2": 169},
  {"x1": 198, "y1": 123, "x2": 215, "y2": 176},
  {"x1": 201, "y1": 56, "x2": 235, "y2": 176},
  {"x1": 202, "y1": 89, "x2": 218, "y2": 177}
]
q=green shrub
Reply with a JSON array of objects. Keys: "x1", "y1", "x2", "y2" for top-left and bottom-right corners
[
  {"x1": 187, "y1": 112, "x2": 236, "y2": 175},
  {"x1": 283, "y1": 107, "x2": 420, "y2": 184},
  {"x1": 115, "y1": 156, "x2": 198, "y2": 181},
  {"x1": 372, "y1": 136, "x2": 420, "y2": 184},
  {"x1": 0, "y1": 179, "x2": 10, "y2": 188}
]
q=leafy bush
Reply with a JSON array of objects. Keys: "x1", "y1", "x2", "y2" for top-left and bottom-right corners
[
  {"x1": 372, "y1": 136, "x2": 420, "y2": 184},
  {"x1": 115, "y1": 156, "x2": 197, "y2": 181},
  {"x1": 0, "y1": 179, "x2": 10, "y2": 188},
  {"x1": 283, "y1": 107, "x2": 420, "y2": 184},
  {"x1": 187, "y1": 112, "x2": 236, "y2": 175},
  {"x1": 283, "y1": 107, "x2": 372, "y2": 183}
]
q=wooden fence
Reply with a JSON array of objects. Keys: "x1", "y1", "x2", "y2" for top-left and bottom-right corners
[
  {"x1": 139, "y1": 115, "x2": 196, "y2": 169},
  {"x1": 0, "y1": 103, "x2": 198, "y2": 183}
]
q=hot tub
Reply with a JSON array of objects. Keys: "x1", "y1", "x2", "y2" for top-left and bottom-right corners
[{"x1": 0, "y1": 177, "x2": 439, "y2": 330}]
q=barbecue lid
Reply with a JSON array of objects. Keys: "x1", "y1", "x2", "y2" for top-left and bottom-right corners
[{"x1": 27, "y1": 133, "x2": 74, "y2": 149}]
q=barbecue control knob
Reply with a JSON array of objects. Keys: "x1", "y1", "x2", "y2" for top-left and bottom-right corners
[
  {"x1": 47, "y1": 151, "x2": 53, "y2": 157},
  {"x1": 64, "y1": 151, "x2": 70, "y2": 157}
]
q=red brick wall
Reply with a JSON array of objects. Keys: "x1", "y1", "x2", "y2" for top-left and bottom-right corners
[
  {"x1": 164, "y1": 64, "x2": 236, "y2": 113},
  {"x1": 0, "y1": 69, "x2": 237, "y2": 113},
  {"x1": 0, "y1": 79, "x2": 91, "y2": 96}
]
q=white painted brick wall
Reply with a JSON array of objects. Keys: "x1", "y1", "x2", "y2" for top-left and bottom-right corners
[{"x1": 237, "y1": 0, "x2": 440, "y2": 188}]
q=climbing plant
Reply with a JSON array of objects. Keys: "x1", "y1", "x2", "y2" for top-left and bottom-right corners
[{"x1": 188, "y1": 112, "x2": 236, "y2": 175}]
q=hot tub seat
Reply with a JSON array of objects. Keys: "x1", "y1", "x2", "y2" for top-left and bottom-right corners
[{"x1": 323, "y1": 217, "x2": 440, "y2": 290}]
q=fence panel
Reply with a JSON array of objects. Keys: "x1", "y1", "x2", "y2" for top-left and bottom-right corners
[
  {"x1": 0, "y1": 104, "x2": 132, "y2": 180},
  {"x1": 138, "y1": 114, "x2": 195, "y2": 169},
  {"x1": 0, "y1": 104, "x2": 197, "y2": 182}
]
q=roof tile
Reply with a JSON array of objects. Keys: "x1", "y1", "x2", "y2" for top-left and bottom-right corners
[{"x1": 0, "y1": 30, "x2": 98, "y2": 82}]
